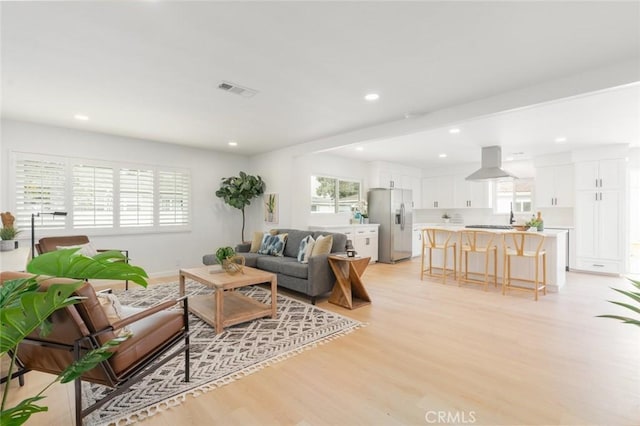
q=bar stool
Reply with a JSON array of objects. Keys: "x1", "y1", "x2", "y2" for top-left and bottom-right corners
[
  {"x1": 421, "y1": 228, "x2": 457, "y2": 284},
  {"x1": 502, "y1": 232, "x2": 547, "y2": 301},
  {"x1": 458, "y1": 230, "x2": 498, "y2": 291}
]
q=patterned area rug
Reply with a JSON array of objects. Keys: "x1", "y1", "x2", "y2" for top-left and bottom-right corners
[{"x1": 84, "y1": 280, "x2": 361, "y2": 425}]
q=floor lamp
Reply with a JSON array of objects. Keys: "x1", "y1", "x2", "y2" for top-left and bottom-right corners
[{"x1": 31, "y1": 212, "x2": 68, "y2": 258}]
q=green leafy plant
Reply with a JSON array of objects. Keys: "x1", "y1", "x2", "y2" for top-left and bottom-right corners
[
  {"x1": 215, "y1": 246, "x2": 236, "y2": 265},
  {"x1": 0, "y1": 248, "x2": 149, "y2": 425},
  {"x1": 597, "y1": 277, "x2": 640, "y2": 327},
  {"x1": 215, "y1": 171, "x2": 266, "y2": 242},
  {"x1": 441, "y1": 213, "x2": 451, "y2": 219},
  {"x1": 265, "y1": 194, "x2": 276, "y2": 214},
  {"x1": 0, "y1": 226, "x2": 20, "y2": 241}
]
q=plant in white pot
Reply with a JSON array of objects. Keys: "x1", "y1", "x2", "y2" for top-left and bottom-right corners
[
  {"x1": 0, "y1": 227, "x2": 20, "y2": 252},
  {"x1": 0, "y1": 212, "x2": 20, "y2": 251}
]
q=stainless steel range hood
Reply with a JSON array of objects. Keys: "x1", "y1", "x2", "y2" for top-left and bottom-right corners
[{"x1": 465, "y1": 146, "x2": 517, "y2": 181}]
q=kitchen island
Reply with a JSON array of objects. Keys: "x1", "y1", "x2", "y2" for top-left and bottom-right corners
[{"x1": 419, "y1": 226, "x2": 567, "y2": 292}]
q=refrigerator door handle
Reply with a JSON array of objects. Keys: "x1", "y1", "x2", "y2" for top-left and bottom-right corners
[{"x1": 400, "y1": 203, "x2": 405, "y2": 230}]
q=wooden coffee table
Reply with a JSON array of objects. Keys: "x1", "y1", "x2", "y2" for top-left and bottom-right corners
[{"x1": 179, "y1": 265, "x2": 277, "y2": 334}]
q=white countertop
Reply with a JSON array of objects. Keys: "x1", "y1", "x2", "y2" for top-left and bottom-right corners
[
  {"x1": 412, "y1": 224, "x2": 566, "y2": 238},
  {"x1": 309, "y1": 224, "x2": 380, "y2": 229}
]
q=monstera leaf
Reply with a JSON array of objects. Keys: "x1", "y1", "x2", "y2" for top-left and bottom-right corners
[
  {"x1": 0, "y1": 282, "x2": 83, "y2": 353},
  {"x1": 27, "y1": 248, "x2": 148, "y2": 286}
]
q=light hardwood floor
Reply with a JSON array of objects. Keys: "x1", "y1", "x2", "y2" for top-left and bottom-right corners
[{"x1": 3, "y1": 259, "x2": 639, "y2": 425}]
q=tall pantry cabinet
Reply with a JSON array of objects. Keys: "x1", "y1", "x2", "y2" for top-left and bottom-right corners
[{"x1": 574, "y1": 159, "x2": 625, "y2": 274}]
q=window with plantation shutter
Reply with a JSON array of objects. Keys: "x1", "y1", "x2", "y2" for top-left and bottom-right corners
[
  {"x1": 73, "y1": 164, "x2": 114, "y2": 228},
  {"x1": 159, "y1": 170, "x2": 190, "y2": 226},
  {"x1": 14, "y1": 155, "x2": 67, "y2": 231},
  {"x1": 120, "y1": 168, "x2": 154, "y2": 227},
  {"x1": 11, "y1": 152, "x2": 190, "y2": 233}
]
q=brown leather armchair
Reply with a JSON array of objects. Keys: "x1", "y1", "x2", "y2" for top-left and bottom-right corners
[
  {"x1": 36, "y1": 235, "x2": 131, "y2": 289},
  {"x1": 0, "y1": 272, "x2": 190, "y2": 426}
]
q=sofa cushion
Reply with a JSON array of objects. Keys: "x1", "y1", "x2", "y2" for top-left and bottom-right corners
[
  {"x1": 279, "y1": 257, "x2": 309, "y2": 279},
  {"x1": 257, "y1": 233, "x2": 288, "y2": 256},
  {"x1": 281, "y1": 230, "x2": 314, "y2": 258},
  {"x1": 311, "y1": 234, "x2": 333, "y2": 257},
  {"x1": 256, "y1": 256, "x2": 282, "y2": 274},
  {"x1": 238, "y1": 252, "x2": 263, "y2": 268}
]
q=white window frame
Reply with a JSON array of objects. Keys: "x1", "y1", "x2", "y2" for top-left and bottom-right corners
[
  {"x1": 310, "y1": 175, "x2": 361, "y2": 214},
  {"x1": 10, "y1": 151, "x2": 192, "y2": 237},
  {"x1": 493, "y1": 178, "x2": 534, "y2": 215}
]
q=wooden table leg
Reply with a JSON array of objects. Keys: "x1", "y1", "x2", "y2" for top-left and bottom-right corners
[{"x1": 215, "y1": 288, "x2": 224, "y2": 334}]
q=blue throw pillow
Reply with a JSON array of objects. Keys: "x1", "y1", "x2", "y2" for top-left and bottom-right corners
[{"x1": 257, "y1": 233, "x2": 288, "y2": 256}]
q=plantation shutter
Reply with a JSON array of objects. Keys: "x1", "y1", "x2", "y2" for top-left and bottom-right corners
[
  {"x1": 158, "y1": 170, "x2": 190, "y2": 226},
  {"x1": 73, "y1": 164, "x2": 114, "y2": 228},
  {"x1": 120, "y1": 168, "x2": 154, "y2": 227},
  {"x1": 14, "y1": 156, "x2": 67, "y2": 230}
]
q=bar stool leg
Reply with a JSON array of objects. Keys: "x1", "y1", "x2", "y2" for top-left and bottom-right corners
[
  {"x1": 493, "y1": 248, "x2": 497, "y2": 287},
  {"x1": 443, "y1": 248, "x2": 448, "y2": 284}
]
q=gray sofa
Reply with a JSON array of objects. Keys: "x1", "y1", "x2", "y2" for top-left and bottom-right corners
[{"x1": 202, "y1": 229, "x2": 347, "y2": 304}]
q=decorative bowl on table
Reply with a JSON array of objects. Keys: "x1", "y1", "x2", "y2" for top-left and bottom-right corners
[
  {"x1": 512, "y1": 225, "x2": 529, "y2": 231},
  {"x1": 222, "y1": 255, "x2": 245, "y2": 274}
]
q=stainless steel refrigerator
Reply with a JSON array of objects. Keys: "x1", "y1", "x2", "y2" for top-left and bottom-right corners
[{"x1": 367, "y1": 188, "x2": 413, "y2": 263}]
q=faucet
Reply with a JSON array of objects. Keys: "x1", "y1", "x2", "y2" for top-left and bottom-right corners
[{"x1": 509, "y1": 202, "x2": 515, "y2": 225}]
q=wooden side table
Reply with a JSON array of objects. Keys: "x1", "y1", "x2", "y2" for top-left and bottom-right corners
[{"x1": 327, "y1": 255, "x2": 371, "y2": 309}]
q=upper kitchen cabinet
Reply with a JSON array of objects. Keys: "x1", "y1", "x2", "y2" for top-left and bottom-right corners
[
  {"x1": 574, "y1": 159, "x2": 624, "y2": 191},
  {"x1": 368, "y1": 162, "x2": 422, "y2": 207},
  {"x1": 454, "y1": 175, "x2": 491, "y2": 208},
  {"x1": 535, "y1": 164, "x2": 574, "y2": 208},
  {"x1": 422, "y1": 175, "x2": 454, "y2": 209}
]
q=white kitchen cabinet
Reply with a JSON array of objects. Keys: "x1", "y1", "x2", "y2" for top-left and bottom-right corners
[
  {"x1": 574, "y1": 159, "x2": 625, "y2": 274},
  {"x1": 535, "y1": 164, "x2": 574, "y2": 208},
  {"x1": 422, "y1": 176, "x2": 454, "y2": 209},
  {"x1": 353, "y1": 226, "x2": 379, "y2": 262},
  {"x1": 454, "y1": 176, "x2": 491, "y2": 208},
  {"x1": 575, "y1": 159, "x2": 623, "y2": 191},
  {"x1": 308, "y1": 225, "x2": 378, "y2": 263},
  {"x1": 412, "y1": 225, "x2": 424, "y2": 257}
]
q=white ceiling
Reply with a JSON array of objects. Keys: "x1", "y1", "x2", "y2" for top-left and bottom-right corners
[{"x1": 1, "y1": 1, "x2": 639, "y2": 165}]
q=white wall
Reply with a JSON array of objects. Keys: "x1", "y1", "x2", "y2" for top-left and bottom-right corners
[
  {"x1": 0, "y1": 119, "x2": 249, "y2": 276},
  {"x1": 249, "y1": 150, "x2": 369, "y2": 232}
]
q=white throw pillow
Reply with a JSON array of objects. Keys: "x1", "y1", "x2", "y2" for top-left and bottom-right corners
[
  {"x1": 96, "y1": 292, "x2": 132, "y2": 337},
  {"x1": 57, "y1": 242, "x2": 98, "y2": 257},
  {"x1": 297, "y1": 235, "x2": 315, "y2": 263}
]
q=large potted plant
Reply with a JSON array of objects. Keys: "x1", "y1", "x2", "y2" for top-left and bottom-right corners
[
  {"x1": 0, "y1": 248, "x2": 149, "y2": 425},
  {"x1": 215, "y1": 171, "x2": 266, "y2": 242}
]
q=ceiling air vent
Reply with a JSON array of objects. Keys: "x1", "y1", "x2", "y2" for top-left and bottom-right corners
[{"x1": 217, "y1": 81, "x2": 259, "y2": 98}]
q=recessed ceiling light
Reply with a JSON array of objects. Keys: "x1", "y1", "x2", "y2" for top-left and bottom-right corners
[
  {"x1": 364, "y1": 93, "x2": 379, "y2": 101},
  {"x1": 74, "y1": 114, "x2": 89, "y2": 121},
  {"x1": 449, "y1": 128, "x2": 460, "y2": 134},
  {"x1": 355, "y1": 146, "x2": 364, "y2": 151},
  {"x1": 228, "y1": 141, "x2": 238, "y2": 147},
  {"x1": 439, "y1": 153, "x2": 447, "y2": 158},
  {"x1": 555, "y1": 137, "x2": 567, "y2": 144}
]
